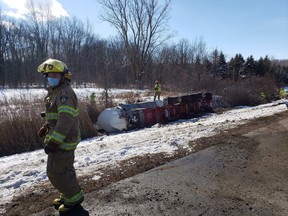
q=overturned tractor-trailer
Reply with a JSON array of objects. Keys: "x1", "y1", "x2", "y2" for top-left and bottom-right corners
[{"x1": 96, "y1": 92, "x2": 213, "y2": 134}]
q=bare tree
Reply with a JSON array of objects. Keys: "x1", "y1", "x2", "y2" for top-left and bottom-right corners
[
  {"x1": 98, "y1": 0, "x2": 173, "y2": 88},
  {"x1": 25, "y1": 0, "x2": 54, "y2": 60},
  {"x1": 193, "y1": 37, "x2": 207, "y2": 81},
  {"x1": 0, "y1": 10, "x2": 8, "y2": 87},
  {"x1": 175, "y1": 39, "x2": 194, "y2": 92},
  {"x1": 153, "y1": 44, "x2": 181, "y2": 91}
]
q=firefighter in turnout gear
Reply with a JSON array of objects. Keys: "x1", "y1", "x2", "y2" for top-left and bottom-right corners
[
  {"x1": 37, "y1": 58, "x2": 84, "y2": 213},
  {"x1": 154, "y1": 80, "x2": 161, "y2": 101},
  {"x1": 280, "y1": 88, "x2": 286, "y2": 99}
]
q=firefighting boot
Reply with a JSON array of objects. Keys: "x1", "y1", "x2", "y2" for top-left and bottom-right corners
[
  {"x1": 53, "y1": 196, "x2": 65, "y2": 210},
  {"x1": 58, "y1": 196, "x2": 84, "y2": 213}
]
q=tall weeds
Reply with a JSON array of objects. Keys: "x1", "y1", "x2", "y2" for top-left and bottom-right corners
[{"x1": 0, "y1": 97, "x2": 99, "y2": 157}]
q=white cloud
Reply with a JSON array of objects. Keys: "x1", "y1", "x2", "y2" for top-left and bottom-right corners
[
  {"x1": 0, "y1": 0, "x2": 68, "y2": 19},
  {"x1": 52, "y1": 0, "x2": 69, "y2": 17},
  {"x1": 0, "y1": 0, "x2": 27, "y2": 18},
  {"x1": 4, "y1": 11, "x2": 25, "y2": 19},
  {"x1": 0, "y1": 0, "x2": 26, "y2": 9}
]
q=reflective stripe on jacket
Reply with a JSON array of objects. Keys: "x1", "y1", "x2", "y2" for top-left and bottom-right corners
[{"x1": 44, "y1": 80, "x2": 81, "y2": 150}]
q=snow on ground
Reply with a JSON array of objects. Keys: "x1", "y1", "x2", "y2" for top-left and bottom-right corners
[
  {"x1": 0, "y1": 87, "x2": 148, "y2": 103},
  {"x1": 0, "y1": 88, "x2": 287, "y2": 210}
]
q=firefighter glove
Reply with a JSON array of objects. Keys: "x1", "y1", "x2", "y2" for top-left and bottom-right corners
[
  {"x1": 44, "y1": 141, "x2": 59, "y2": 154},
  {"x1": 38, "y1": 126, "x2": 48, "y2": 138}
]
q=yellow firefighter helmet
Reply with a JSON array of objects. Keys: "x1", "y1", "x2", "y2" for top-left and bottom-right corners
[{"x1": 37, "y1": 58, "x2": 72, "y2": 79}]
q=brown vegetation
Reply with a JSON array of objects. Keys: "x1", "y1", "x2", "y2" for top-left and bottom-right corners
[{"x1": 0, "y1": 97, "x2": 100, "y2": 157}]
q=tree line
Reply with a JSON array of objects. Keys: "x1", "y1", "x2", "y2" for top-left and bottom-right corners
[{"x1": 0, "y1": 0, "x2": 288, "y2": 97}]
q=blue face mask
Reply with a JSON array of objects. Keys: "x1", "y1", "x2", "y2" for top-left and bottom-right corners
[{"x1": 47, "y1": 77, "x2": 60, "y2": 87}]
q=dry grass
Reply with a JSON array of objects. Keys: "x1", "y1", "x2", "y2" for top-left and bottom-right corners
[
  {"x1": 221, "y1": 77, "x2": 279, "y2": 106},
  {"x1": 0, "y1": 98, "x2": 100, "y2": 157},
  {"x1": 0, "y1": 98, "x2": 44, "y2": 156}
]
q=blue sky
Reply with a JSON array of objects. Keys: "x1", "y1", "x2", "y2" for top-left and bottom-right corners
[{"x1": 0, "y1": 0, "x2": 287, "y2": 60}]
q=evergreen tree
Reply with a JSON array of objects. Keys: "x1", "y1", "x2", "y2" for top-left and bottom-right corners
[
  {"x1": 203, "y1": 56, "x2": 212, "y2": 76},
  {"x1": 229, "y1": 53, "x2": 245, "y2": 81},
  {"x1": 256, "y1": 57, "x2": 265, "y2": 76},
  {"x1": 227, "y1": 57, "x2": 235, "y2": 80},
  {"x1": 211, "y1": 49, "x2": 219, "y2": 77},
  {"x1": 242, "y1": 55, "x2": 256, "y2": 78},
  {"x1": 274, "y1": 64, "x2": 288, "y2": 84},
  {"x1": 217, "y1": 52, "x2": 228, "y2": 79},
  {"x1": 263, "y1": 55, "x2": 273, "y2": 75}
]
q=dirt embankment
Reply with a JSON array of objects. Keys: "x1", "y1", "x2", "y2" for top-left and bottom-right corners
[{"x1": 4, "y1": 111, "x2": 288, "y2": 216}]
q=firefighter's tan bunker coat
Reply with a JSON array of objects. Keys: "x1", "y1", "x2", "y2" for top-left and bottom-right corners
[{"x1": 43, "y1": 80, "x2": 83, "y2": 204}]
